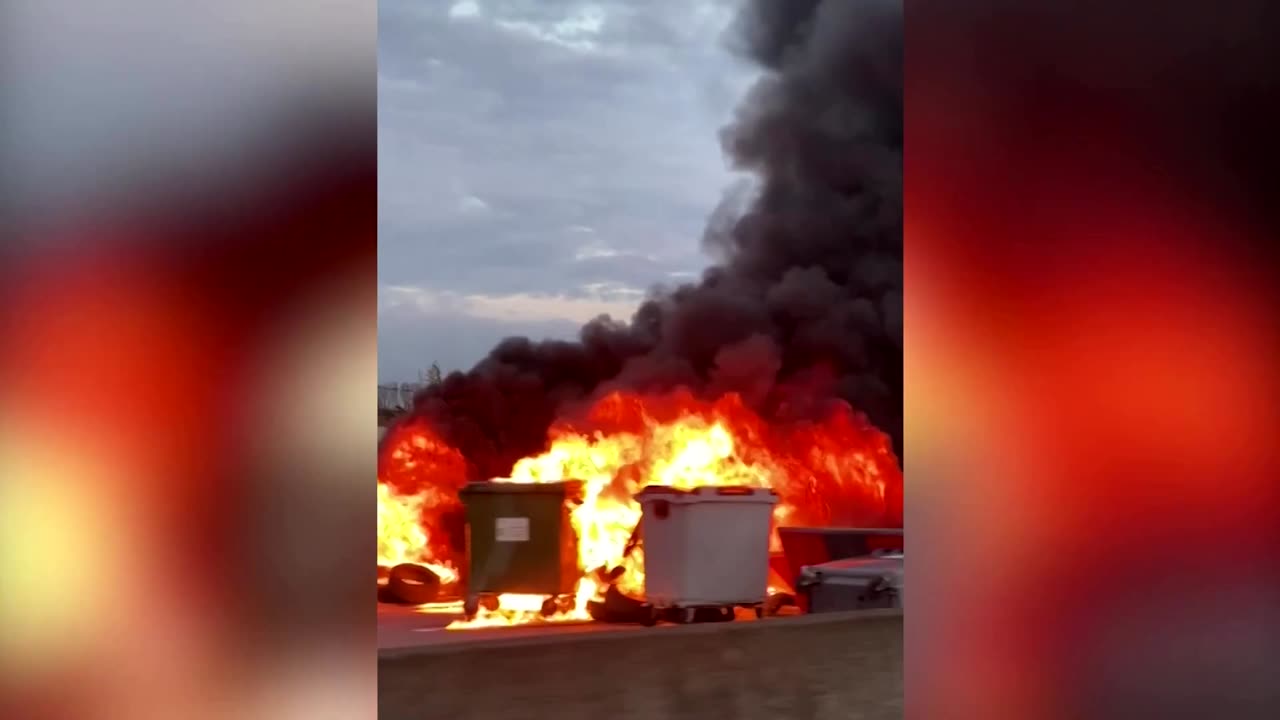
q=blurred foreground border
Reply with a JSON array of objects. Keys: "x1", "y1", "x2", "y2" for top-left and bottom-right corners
[
  {"x1": 2, "y1": 2, "x2": 376, "y2": 718},
  {"x1": 907, "y1": 1, "x2": 1279, "y2": 719}
]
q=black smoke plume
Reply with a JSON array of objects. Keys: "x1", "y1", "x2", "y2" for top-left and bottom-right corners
[{"x1": 403, "y1": 0, "x2": 903, "y2": 482}]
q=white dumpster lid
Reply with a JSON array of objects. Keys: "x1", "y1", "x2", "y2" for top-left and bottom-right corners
[
  {"x1": 635, "y1": 485, "x2": 779, "y2": 503},
  {"x1": 798, "y1": 555, "x2": 904, "y2": 587}
]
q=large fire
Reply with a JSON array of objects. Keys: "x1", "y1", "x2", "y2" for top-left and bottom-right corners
[
  {"x1": 376, "y1": 420, "x2": 468, "y2": 586},
  {"x1": 377, "y1": 483, "x2": 459, "y2": 584},
  {"x1": 376, "y1": 389, "x2": 901, "y2": 627}
]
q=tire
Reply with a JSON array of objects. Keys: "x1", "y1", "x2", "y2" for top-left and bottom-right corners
[
  {"x1": 540, "y1": 598, "x2": 559, "y2": 617},
  {"x1": 463, "y1": 596, "x2": 479, "y2": 620},
  {"x1": 479, "y1": 595, "x2": 500, "y2": 612},
  {"x1": 387, "y1": 563, "x2": 441, "y2": 605},
  {"x1": 754, "y1": 605, "x2": 765, "y2": 619}
]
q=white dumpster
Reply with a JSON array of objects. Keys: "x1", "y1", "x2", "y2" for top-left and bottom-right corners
[{"x1": 636, "y1": 485, "x2": 778, "y2": 615}]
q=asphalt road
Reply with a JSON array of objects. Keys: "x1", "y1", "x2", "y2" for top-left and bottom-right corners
[
  {"x1": 376, "y1": 601, "x2": 797, "y2": 651},
  {"x1": 378, "y1": 602, "x2": 602, "y2": 650}
]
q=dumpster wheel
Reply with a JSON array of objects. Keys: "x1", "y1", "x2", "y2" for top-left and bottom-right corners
[
  {"x1": 539, "y1": 597, "x2": 559, "y2": 617},
  {"x1": 640, "y1": 605, "x2": 659, "y2": 627},
  {"x1": 463, "y1": 594, "x2": 501, "y2": 620}
]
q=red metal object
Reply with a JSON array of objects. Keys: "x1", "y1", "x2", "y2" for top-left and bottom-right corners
[{"x1": 768, "y1": 553, "x2": 794, "y2": 593}]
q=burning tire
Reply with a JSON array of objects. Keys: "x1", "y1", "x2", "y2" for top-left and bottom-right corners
[
  {"x1": 387, "y1": 563, "x2": 441, "y2": 605},
  {"x1": 377, "y1": 565, "x2": 398, "y2": 604}
]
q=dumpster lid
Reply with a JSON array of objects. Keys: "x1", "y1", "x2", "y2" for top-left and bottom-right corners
[
  {"x1": 635, "y1": 485, "x2": 778, "y2": 503},
  {"x1": 460, "y1": 479, "x2": 584, "y2": 496},
  {"x1": 799, "y1": 554, "x2": 904, "y2": 585}
]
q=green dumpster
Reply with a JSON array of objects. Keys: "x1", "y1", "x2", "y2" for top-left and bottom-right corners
[{"x1": 459, "y1": 480, "x2": 583, "y2": 618}]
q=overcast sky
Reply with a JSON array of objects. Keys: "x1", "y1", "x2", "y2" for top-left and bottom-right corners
[{"x1": 377, "y1": 0, "x2": 757, "y2": 382}]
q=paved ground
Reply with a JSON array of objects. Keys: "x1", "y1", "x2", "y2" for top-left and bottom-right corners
[
  {"x1": 376, "y1": 601, "x2": 798, "y2": 651},
  {"x1": 379, "y1": 608, "x2": 903, "y2": 720},
  {"x1": 378, "y1": 602, "x2": 603, "y2": 650}
]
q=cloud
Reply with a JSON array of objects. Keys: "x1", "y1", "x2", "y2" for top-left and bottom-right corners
[
  {"x1": 376, "y1": 281, "x2": 642, "y2": 380},
  {"x1": 448, "y1": 1, "x2": 481, "y2": 20},
  {"x1": 380, "y1": 283, "x2": 641, "y2": 326},
  {"x1": 377, "y1": 0, "x2": 758, "y2": 380},
  {"x1": 378, "y1": 301, "x2": 581, "y2": 382},
  {"x1": 457, "y1": 194, "x2": 490, "y2": 214},
  {"x1": 495, "y1": 5, "x2": 608, "y2": 53}
]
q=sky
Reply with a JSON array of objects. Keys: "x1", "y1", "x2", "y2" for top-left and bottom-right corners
[{"x1": 377, "y1": 0, "x2": 758, "y2": 382}]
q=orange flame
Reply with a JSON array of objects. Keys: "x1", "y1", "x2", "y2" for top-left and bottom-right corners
[
  {"x1": 376, "y1": 483, "x2": 458, "y2": 584},
  {"x1": 439, "y1": 389, "x2": 900, "y2": 628},
  {"x1": 445, "y1": 594, "x2": 593, "y2": 628},
  {"x1": 376, "y1": 419, "x2": 468, "y2": 587}
]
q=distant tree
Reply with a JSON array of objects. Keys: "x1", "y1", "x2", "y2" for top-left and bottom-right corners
[{"x1": 424, "y1": 362, "x2": 443, "y2": 387}]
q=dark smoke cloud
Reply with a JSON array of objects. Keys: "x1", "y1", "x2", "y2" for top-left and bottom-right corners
[{"x1": 403, "y1": 0, "x2": 903, "y2": 481}]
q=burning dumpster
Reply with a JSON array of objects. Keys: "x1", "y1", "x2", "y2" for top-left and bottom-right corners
[
  {"x1": 458, "y1": 480, "x2": 583, "y2": 619},
  {"x1": 637, "y1": 485, "x2": 778, "y2": 623}
]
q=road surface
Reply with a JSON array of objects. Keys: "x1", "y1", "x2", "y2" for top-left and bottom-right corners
[{"x1": 377, "y1": 601, "x2": 797, "y2": 650}]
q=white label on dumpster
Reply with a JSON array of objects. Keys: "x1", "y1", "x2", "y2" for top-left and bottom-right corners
[{"x1": 495, "y1": 517, "x2": 530, "y2": 543}]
